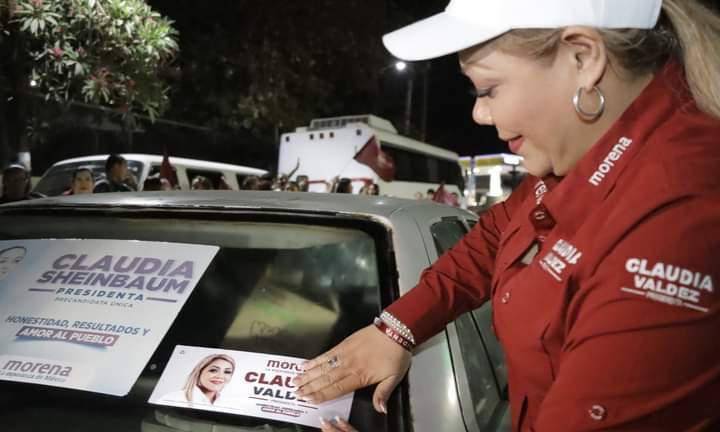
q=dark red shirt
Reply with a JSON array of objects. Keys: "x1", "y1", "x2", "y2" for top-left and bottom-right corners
[{"x1": 386, "y1": 63, "x2": 720, "y2": 431}]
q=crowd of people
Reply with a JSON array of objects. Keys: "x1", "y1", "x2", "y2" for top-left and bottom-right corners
[{"x1": 1, "y1": 153, "x2": 445, "y2": 204}]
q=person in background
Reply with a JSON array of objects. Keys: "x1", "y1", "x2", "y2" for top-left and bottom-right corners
[
  {"x1": 241, "y1": 175, "x2": 260, "y2": 190},
  {"x1": 191, "y1": 176, "x2": 213, "y2": 190},
  {"x1": 296, "y1": 175, "x2": 310, "y2": 192},
  {"x1": 334, "y1": 178, "x2": 353, "y2": 194},
  {"x1": 0, "y1": 165, "x2": 32, "y2": 204},
  {"x1": 425, "y1": 188, "x2": 435, "y2": 200},
  {"x1": 93, "y1": 154, "x2": 135, "y2": 193},
  {"x1": 451, "y1": 192, "x2": 461, "y2": 207},
  {"x1": 67, "y1": 167, "x2": 94, "y2": 195},
  {"x1": 297, "y1": 1, "x2": 720, "y2": 431},
  {"x1": 359, "y1": 183, "x2": 380, "y2": 196},
  {"x1": 217, "y1": 175, "x2": 232, "y2": 190},
  {"x1": 258, "y1": 173, "x2": 274, "y2": 191},
  {"x1": 285, "y1": 181, "x2": 300, "y2": 192},
  {"x1": 143, "y1": 174, "x2": 163, "y2": 191}
]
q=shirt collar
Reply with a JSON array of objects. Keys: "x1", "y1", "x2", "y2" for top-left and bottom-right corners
[{"x1": 540, "y1": 61, "x2": 690, "y2": 230}]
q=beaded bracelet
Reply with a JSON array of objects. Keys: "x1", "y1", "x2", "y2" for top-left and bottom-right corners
[
  {"x1": 379, "y1": 311, "x2": 416, "y2": 346},
  {"x1": 374, "y1": 317, "x2": 415, "y2": 351}
]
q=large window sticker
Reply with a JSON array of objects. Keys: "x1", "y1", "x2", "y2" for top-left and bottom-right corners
[
  {"x1": 0, "y1": 239, "x2": 219, "y2": 396},
  {"x1": 149, "y1": 345, "x2": 354, "y2": 429}
]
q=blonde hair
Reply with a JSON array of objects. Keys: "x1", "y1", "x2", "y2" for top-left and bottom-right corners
[
  {"x1": 496, "y1": 0, "x2": 720, "y2": 119},
  {"x1": 183, "y1": 354, "x2": 236, "y2": 402}
]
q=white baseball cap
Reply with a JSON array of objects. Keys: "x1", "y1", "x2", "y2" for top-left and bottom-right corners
[{"x1": 383, "y1": 0, "x2": 663, "y2": 61}]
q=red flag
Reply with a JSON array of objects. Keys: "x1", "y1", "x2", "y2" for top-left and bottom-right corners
[
  {"x1": 433, "y1": 183, "x2": 459, "y2": 206},
  {"x1": 353, "y1": 137, "x2": 395, "y2": 181},
  {"x1": 160, "y1": 145, "x2": 177, "y2": 187}
]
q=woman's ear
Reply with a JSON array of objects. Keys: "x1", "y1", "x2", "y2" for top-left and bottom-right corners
[{"x1": 558, "y1": 26, "x2": 609, "y2": 91}]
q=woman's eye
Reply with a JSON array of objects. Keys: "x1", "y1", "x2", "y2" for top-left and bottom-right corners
[{"x1": 470, "y1": 87, "x2": 494, "y2": 98}]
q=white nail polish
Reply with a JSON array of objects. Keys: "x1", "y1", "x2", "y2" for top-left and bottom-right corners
[
  {"x1": 334, "y1": 415, "x2": 342, "y2": 423},
  {"x1": 319, "y1": 416, "x2": 328, "y2": 426}
]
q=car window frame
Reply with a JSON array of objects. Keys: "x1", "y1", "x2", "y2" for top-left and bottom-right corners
[{"x1": 423, "y1": 214, "x2": 509, "y2": 432}]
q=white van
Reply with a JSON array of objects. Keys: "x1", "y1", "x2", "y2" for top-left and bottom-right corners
[
  {"x1": 33, "y1": 154, "x2": 267, "y2": 196},
  {"x1": 279, "y1": 115, "x2": 464, "y2": 199}
]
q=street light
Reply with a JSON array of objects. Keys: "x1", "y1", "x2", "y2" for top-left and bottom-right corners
[
  {"x1": 398, "y1": 61, "x2": 430, "y2": 139},
  {"x1": 378, "y1": 60, "x2": 429, "y2": 139}
]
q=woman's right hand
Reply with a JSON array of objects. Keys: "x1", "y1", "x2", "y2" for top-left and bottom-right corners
[{"x1": 293, "y1": 324, "x2": 412, "y2": 413}]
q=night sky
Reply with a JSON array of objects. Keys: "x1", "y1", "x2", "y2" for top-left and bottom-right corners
[
  {"x1": 384, "y1": 0, "x2": 508, "y2": 156},
  {"x1": 146, "y1": 0, "x2": 507, "y2": 158}
]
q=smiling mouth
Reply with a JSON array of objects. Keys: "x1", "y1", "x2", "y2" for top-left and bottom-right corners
[{"x1": 507, "y1": 136, "x2": 525, "y2": 153}]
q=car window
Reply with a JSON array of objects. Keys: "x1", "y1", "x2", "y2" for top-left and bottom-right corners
[
  {"x1": 466, "y1": 218, "x2": 477, "y2": 230},
  {"x1": 0, "y1": 214, "x2": 394, "y2": 432},
  {"x1": 454, "y1": 312, "x2": 505, "y2": 431},
  {"x1": 472, "y1": 304, "x2": 508, "y2": 396},
  {"x1": 186, "y1": 169, "x2": 224, "y2": 189},
  {"x1": 430, "y1": 218, "x2": 467, "y2": 255},
  {"x1": 431, "y1": 217, "x2": 508, "y2": 430},
  {"x1": 33, "y1": 160, "x2": 143, "y2": 196}
]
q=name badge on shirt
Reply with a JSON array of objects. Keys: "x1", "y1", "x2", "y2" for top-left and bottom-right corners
[{"x1": 538, "y1": 239, "x2": 583, "y2": 282}]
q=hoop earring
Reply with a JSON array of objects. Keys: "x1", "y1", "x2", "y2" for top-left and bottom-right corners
[{"x1": 573, "y1": 86, "x2": 605, "y2": 120}]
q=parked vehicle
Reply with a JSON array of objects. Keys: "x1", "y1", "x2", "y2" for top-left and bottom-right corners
[
  {"x1": 0, "y1": 192, "x2": 509, "y2": 432},
  {"x1": 32, "y1": 154, "x2": 268, "y2": 196},
  {"x1": 279, "y1": 115, "x2": 464, "y2": 199}
]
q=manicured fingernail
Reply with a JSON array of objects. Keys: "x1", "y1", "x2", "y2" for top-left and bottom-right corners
[
  {"x1": 319, "y1": 417, "x2": 328, "y2": 426},
  {"x1": 334, "y1": 415, "x2": 342, "y2": 423},
  {"x1": 380, "y1": 402, "x2": 387, "y2": 414}
]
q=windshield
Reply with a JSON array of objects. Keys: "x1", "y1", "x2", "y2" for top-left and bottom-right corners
[
  {"x1": 33, "y1": 160, "x2": 144, "y2": 196},
  {"x1": 0, "y1": 213, "x2": 390, "y2": 432}
]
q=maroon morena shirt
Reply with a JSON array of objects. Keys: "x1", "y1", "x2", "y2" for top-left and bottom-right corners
[{"x1": 385, "y1": 62, "x2": 720, "y2": 431}]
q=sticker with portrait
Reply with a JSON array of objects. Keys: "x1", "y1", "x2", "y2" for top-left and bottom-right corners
[{"x1": 149, "y1": 345, "x2": 354, "y2": 429}]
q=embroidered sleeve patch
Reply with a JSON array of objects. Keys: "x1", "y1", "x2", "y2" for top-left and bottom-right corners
[{"x1": 622, "y1": 258, "x2": 714, "y2": 313}]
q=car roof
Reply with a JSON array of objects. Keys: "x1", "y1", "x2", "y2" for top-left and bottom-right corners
[
  {"x1": 48, "y1": 154, "x2": 268, "y2": 175},
  {"x1": 0, "y1": 191, "x2": 476, "y2": 220}
]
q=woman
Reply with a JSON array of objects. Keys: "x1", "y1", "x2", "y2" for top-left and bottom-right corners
[
  {"x1": 0, "y1": 246, "x2": 26, "y2": 281},
  {"x1": 69, "y1": 167, "x2": 94, "y2": 195},
  {"x1": 297, "y1": 1, "x2": 720, "y2": 431},
  {"x1": 162, "y1": 354, "x2": 235, "y2": 405}
]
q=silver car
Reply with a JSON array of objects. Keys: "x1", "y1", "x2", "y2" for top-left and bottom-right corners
[{"x1": 0, "y1": 192, "x2": 509, "y2": 432}]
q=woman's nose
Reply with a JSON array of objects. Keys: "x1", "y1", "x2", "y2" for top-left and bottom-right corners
[{"x1": 472, "y1": 99, "x2": 494, "y2": 126}]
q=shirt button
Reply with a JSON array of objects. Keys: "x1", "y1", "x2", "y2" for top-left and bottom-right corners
[
  {"x1": 533, "y1": 210, "x2": 546, "y2": 221},
  {"x1": 501, "y1": 292, "x2": 511, "y2": 304},
  {"x1": 588, "y1": 404, "x2": 607, "y2": 421}
]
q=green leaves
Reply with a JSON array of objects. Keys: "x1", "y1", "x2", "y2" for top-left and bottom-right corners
[{"x1": 5, "y1": 0, "x2": 178, "y2": 120}]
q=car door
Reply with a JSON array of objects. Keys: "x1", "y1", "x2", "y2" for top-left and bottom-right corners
[{"x1": 423, "y1": 214, "x2": 511, "y2": 432}]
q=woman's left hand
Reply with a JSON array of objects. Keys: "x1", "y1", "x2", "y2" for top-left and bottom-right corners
[{"x1": 319, "y1": 417, "x2": 357, "y2": 432}]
